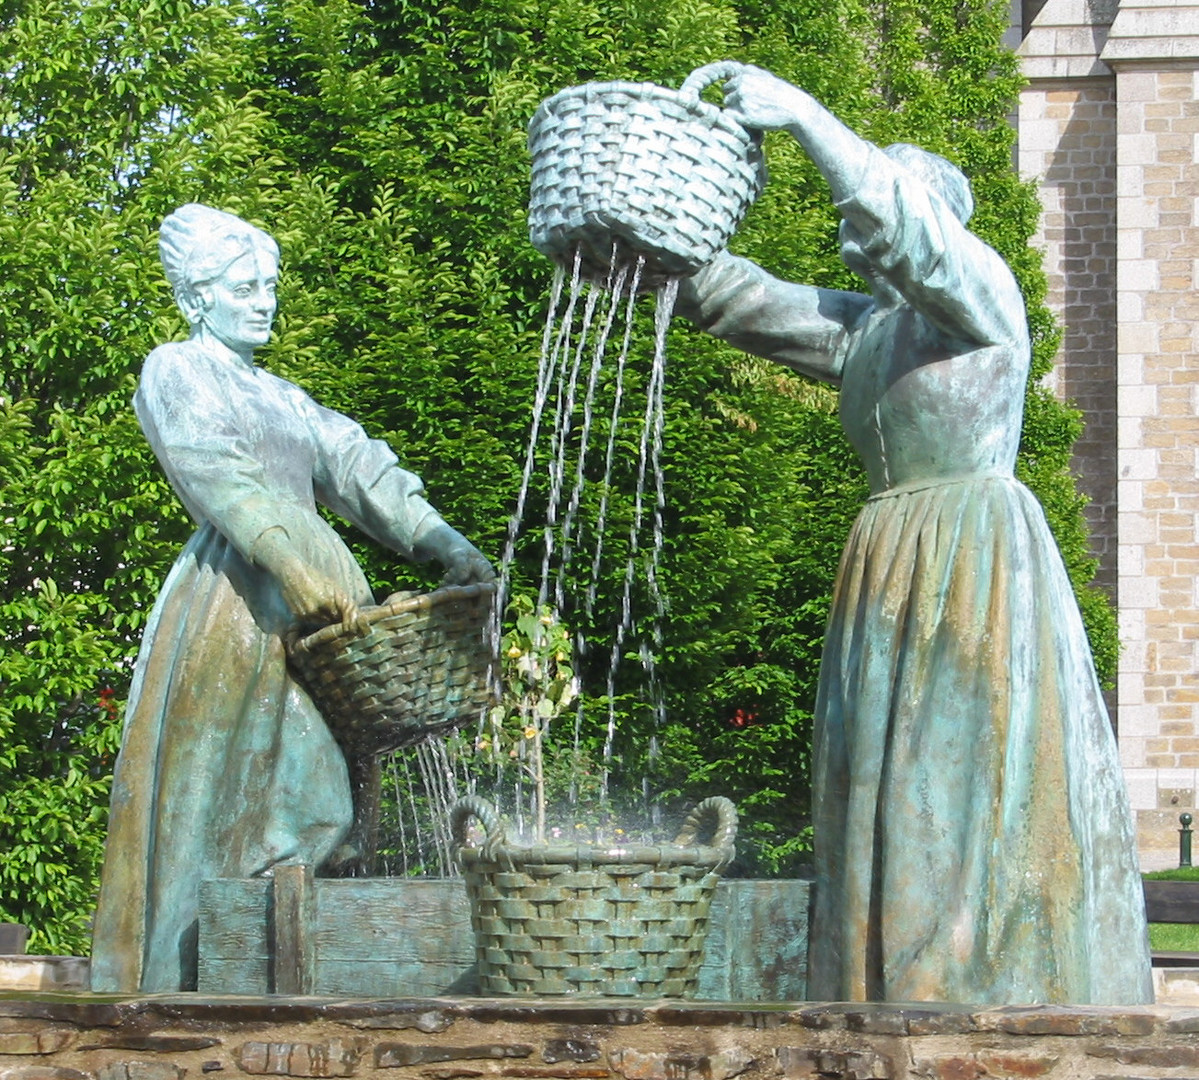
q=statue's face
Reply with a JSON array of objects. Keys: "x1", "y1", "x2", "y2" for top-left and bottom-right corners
[{"x1": 198, "y1": 247, "x2": 278, "y2": 353}]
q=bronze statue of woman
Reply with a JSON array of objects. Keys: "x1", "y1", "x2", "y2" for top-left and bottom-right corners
[
  {"x1": 678, "y1": 64, "x2": 1152, "y2": 1004},
  {"x1": 90, "y1": 205, "x2": 493, "y2": 992}
]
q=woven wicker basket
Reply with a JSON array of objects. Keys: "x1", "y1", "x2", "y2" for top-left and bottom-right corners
[
  {"x1": 286, "y1": 582, "x2": 497, "y2": 757},
  {"x1": 451, "y1": 795, "x2": 737, "y2": 998},
  {"x1": 528, "y1": 61, "x2": 765, "y2": 288}
]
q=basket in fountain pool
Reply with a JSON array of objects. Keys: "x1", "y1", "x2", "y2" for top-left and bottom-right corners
[
  {"x1": 527, "y1": 62, "x2": 766, "y2": 289},
  {"x1": 451, "y1": 795, "x2": 738, "y2": 998}
]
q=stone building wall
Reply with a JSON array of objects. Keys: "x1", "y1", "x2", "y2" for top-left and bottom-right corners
[
  {"x1": 1114, "y1": 64, "x2": 1199, "y2": 860},
  {"x1": 1018, "y1": 0, "x2": 1199, "y2": 866},
  {"x1": 1018, "y1": 80, "x2": 1119, "y2": 600}
]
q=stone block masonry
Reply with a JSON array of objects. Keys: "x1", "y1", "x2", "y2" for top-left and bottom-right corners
[
  {"x1": 1018, "y1": 80, "x2": 1119, "y2": 605},
  {"x1": 1019, "y1": 0, "x2": 1199, "y2": 868},
  {"x1": 3, "y1": 997, "x2": 1199, "y2": 1080},
  {"x1": 1115, "y1": 68, "x2": 1199, "y2": 863}
]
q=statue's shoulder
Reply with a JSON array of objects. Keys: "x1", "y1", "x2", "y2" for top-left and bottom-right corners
[
  {"x1": 262, "y1": 368, "x2": 329, "y2": 423},
  {"x1": 141, "y1": 340, "x2": 206, "y2": 379},
  {"x1": 137, "y1": 342, "x2": 226, "y2": 417}
]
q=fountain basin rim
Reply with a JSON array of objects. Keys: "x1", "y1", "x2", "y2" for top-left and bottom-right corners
[{"x1": 456, "y1": 842, "x2": 735, "y2": 866}]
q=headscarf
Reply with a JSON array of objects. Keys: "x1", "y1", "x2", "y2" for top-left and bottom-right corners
[{"x1": 158, "y1": 204, "x2": 280, "y2": 297}]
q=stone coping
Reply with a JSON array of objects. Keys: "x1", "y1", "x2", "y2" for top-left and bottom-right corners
[
  {"x1": 6, "y1": 994, "x2": 1199, "y2": 1080},
  {"x1": 0, "y1": 994, "x2": 1193, "y2": 1033},
  {"x1": 0, "y1": 956, "x2": 90, "y2": 994}
]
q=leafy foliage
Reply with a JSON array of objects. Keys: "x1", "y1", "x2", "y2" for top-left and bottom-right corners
[
  {"x1": 0, "y1": 0, "x2": 1112, "y2": 946},
  {"x1": 479, "y1": 596, "x2": 580, "y2": 843}
]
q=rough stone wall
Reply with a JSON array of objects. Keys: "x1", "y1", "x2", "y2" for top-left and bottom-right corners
[
  {"x1": 1115, "y1": 67, "x2": 1199, "y2": 861},
  {"x1": 2, "y1": 997, "x2": 1199, "y2": 1080}
]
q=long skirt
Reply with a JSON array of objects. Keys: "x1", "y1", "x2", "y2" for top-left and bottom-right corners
[
  {"x1": 89, "y1": 523, "x2": 356, "y2": 992},
  {"x1": 806, "y1": 474, "x2": 1153, "y2": 1005}
]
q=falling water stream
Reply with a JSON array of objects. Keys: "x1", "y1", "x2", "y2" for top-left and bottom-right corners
[
  {"x1": 501, "y1": 252, "x2": 677, "y2": 809},
  {"x1": 376, "y1": 248, "x2": 679, "y2": 874}
]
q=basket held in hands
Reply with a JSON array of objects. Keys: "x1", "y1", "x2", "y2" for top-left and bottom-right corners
[
  {"x1": 286, "y1": 582, "x2": 497, "y2": 757},
  {"x1": 527, "y1": 62, "x2": 766, "y2": 289}
]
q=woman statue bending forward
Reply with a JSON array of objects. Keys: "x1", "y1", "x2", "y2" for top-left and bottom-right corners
[{"x1": 90, "y1": 205, "x2": 494, "y2": 993}]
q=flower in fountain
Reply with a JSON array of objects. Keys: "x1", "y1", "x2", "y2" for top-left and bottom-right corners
[{"x1": 479, "y1": 594, "x2": 578, "y2": 842}]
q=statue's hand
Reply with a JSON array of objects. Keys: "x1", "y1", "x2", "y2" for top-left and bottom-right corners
[
  {"x1": 723, "y1": 64, "x2": 803, "y2": 132},
  {"x1": 252, "y1": 526, "x2": 366, "y2": 633},
  {"x1": 413, "y1": 518, "x2": 497, "y2": 586},
  {"x1": 440, "y1": 540, "x2": 498, "y2": 587},
  {"x1": 279, "y1": 562, "x2": 365, "y2": 634}
]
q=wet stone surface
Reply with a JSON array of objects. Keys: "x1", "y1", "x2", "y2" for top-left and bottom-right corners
[
  {"x1": 461, "y1": 1008, "x2": 645, "y2": 1029},
  {"x1": 0, "y1": 996, "x2": 1188, "y2": 1080},
  {"x1": 975, "y1": 1005, "x2": 1157, "y2": 1037},
  {"x1": 0, "y1": 1067, "x2": 92, "y2": 1080},
  {"x1": 341, "y1": 1014, "x2": 454, "y2": 1035},
  {"x1": 778, "y1": 1048, "x2": 894, "y2": 1080},
  {"x1": 909, "y1": 1051, "x2": 1059, "y2": 1079},
  {"x1": 1086, "y1": 1042, "x2": 1199, "y2": 1067},
  {"x1": 608, "y1": 1048, "x2": 754, "y2": 1080},
  {"x1": 77, "y1": 1036, "x2": 222, "y2": 1053},
  {"x1": 644, "y1": 1007, "x2": 788, "y2": 1030},
  {"x1": 373, "y1": 1045, "x2": 534, "y2": 1068},
  {"x1": 95, "y1": 1062, "x2": 184, "y2": 1080},
  {"x1": 0, "y1": 1032, "x2": 75, "y2": 1056},
  {"x1": 235, "y1": 1040, "x2": 365, "y2": 1078},
  {"x1": 540, "y1": 1039, "x2": 600, "y2": 1064}
]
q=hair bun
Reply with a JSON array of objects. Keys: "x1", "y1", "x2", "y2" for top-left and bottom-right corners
[{"x1": 159, "y1": 204, "x2": 279, "y2": 292}]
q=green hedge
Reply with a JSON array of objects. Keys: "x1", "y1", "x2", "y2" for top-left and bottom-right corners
[{"x1": 0, "y1": 0, "x2": 1112, "y2": 947}]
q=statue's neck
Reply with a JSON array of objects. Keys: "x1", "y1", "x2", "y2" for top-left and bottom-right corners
[{"x1": 193, "y1": 325, "x2": 255, "y2": 366}]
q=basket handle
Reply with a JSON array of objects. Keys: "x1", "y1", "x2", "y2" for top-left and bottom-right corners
[
  {"x1": 450, "y1": 795, "x2": 507, "y2": 852},
  {"x1": 680, "y1": 61, "x2": 742, "y2": 103},
  {"x1": 673, "y1": 796, "x2": 738, "y2": 854}
]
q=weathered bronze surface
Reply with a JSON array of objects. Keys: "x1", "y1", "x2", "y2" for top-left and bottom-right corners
[
  {"x1": 90, "y1": 205, "x2": 494, "y2": 995},
  {"x1": 675, "y1": 64, "x2": 1152, "y2": 1004}
]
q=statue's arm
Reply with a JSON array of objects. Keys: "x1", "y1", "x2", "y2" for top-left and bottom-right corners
[
  {"x1": 675, "y1": 251, "x2": 867, "y2": 384},
  {"x1": 307, "y1": 397, "x2": 496, "y2": 584},
  {"x1": 136, "y1": 347, "x2": 291, "y2": 560},
  {"x1": 836, "y1": 154, "x2": 1027, "y2": 348},
  {"x1": 135, "y1": 346, "x2": 366, "y2": 629},
  {"x1": 304, "y1": 398, "x2": 436, "y2": 557},
  {"x1": 722, "y1": 66, "x2": 872, "y2": 216},
  {"x1": 723, "y1": 64, "x2": 1026, "y2": 350}
]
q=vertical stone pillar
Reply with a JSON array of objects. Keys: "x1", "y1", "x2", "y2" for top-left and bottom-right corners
[
  {"x1": 1019, "y1": 75, "x2": 1119, "y2": 595},
  {"x1": 1107, "y1": 52, "x2": 1199, "y2": 862},
  {"x1": 1017, "y1": 0, "x2": 1120, "y2": 682},
  {"x1": 1021, "y1": 0, "x2": 1199, "y2": 865}
]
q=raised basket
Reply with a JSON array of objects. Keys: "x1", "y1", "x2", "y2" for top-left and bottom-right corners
[
  {"x1": 451, "y1": 795, "x2": 737, "y2": 997},
  {"x1": 528, "y1": 61, "x2": 765, "y2": 288},
  {"x1": 286, "y1": 582, "x2": 497, "y2": 757}
]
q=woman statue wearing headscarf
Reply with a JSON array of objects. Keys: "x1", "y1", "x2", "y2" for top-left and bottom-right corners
[
  {"x1": 677, "y1": 65, "x2": 1152, "y2": 1004},
  {"x1": 90, "y1": 204, "x2": 494, "y2": 993}
]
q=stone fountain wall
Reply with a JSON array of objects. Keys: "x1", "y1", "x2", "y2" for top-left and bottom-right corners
[
  {"x1": 4, "y1": 995, "x2": 1199, "y2": 1080},
  {"x1": 196, "y1": 880, "x2": 810, "y2": 1001}
]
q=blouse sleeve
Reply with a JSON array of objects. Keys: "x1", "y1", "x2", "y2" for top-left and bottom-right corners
[
  {"x1": 836, "y1": 146, "x2": 1027, "y2": 350},
  {"x1": 676, "y1": 251, "x2": 870, "y2": 385},
  {"x1": 134, "y1": 344, "x2": 293, "y2": 564},
  {"x1": 299, "y1": 394, "x2": 439, "y2": 558}
]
